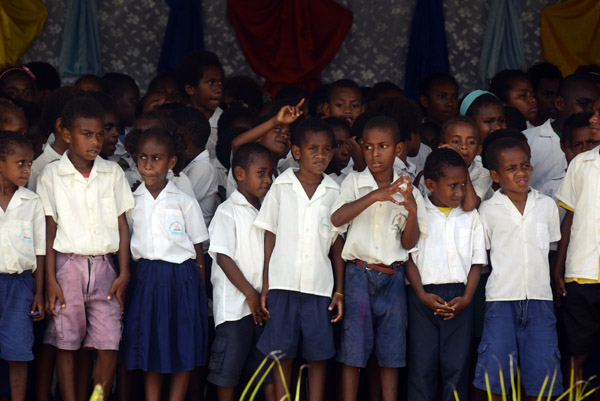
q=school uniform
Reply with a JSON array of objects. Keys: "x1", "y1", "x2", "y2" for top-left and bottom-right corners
[
  {"x1": 125, "y1": 165, "x2": 196, "y2": 199},
  {"x1": 407, "y1": 197, "x2": 486, "y2": 401},
  {"x1": 123, "y1": 180, "x2": 209, "y2": 372},
  {"x1": 394, "y1": 157, "x2": 419, "y2": 183},
  {"x1": 473, "y1": 188, "x2": 563, "y2": 397},
  {"x1": 408, "y1": 143, "x2": 432, "y2": 172},
  {"x1": 183, "y1": 149, "x2": 220, "y2": 227},
  {"x1": 0, "y1": 187, "x2": 45, "y2": 362},
  {"x1": 206, "y1": 107, "x2": 223, "y2": 161},
  {"x1": 523, "y1": 119, "x2": 566, "y2": 198},
  {"x1": 37, "y1": 153, "x2": 134, "y2": 351},
  {"x1": 207, "y1": 190, "x2": 269, "y2": 387},
  {"x1": 334, "y1": 168, "x2": 428, "y2": 368},
  {"x1": 254, "y1": 168, "x2": 340, "y2": 361},
  {"x1": 469, "y1": 157, "x2": 493, "y2": 201},
  {"x1": 28, "y1": 140, "x2": 61, "y2": 192},
  {"x1": 555, "y1": 148, "x2": 600, "y2": 355}
]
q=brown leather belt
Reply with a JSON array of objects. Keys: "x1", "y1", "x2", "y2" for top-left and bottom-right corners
[{"x1": 351, "y1": 259, "x2": 403, "y2": 274}]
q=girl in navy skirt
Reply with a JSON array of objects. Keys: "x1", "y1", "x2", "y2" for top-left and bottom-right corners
[{"x1": 122, "y1": 127, "x2": 209, "y2": 401}]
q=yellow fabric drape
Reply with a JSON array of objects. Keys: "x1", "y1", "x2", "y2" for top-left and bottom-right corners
[
  {"x1": 541, "y1": 0, "x2": 600, "y2": 77},
  {"x1": 0, "y1": 0, "x2": 48, "y2": 69}
]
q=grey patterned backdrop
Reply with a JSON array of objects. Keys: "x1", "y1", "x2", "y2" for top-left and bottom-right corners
[{"x1": 20, "y1": 0, "x2": 559, "y2": 96}]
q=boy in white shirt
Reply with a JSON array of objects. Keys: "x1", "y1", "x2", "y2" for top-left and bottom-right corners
[
  {"x1": 0, "y1": 132, "x2": 45, "y2": 401},
  {"x1": 37, "y1": 97, "x2": 134, "y2": 400},
  {"x1": 331, "y1": 116, "x2": 428, "y2": 401},
  {"x1": 473, "y1": 137, "x2": 562, "y2": 398},
  {"x1": 255, "y1": 119, "x2": 344, "y2": 401},
  {"x1": 207, "y1": 143, "x2": 275, "y2": 401},
  {"x1": 173, "y1": 106, "x2": 219, "y2": 227},
  {"x1": 405, "y1": 148, "x2": 486, "y2": 401}
]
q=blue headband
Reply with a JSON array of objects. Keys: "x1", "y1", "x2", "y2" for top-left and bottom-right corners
[{"x1": 460, "y1": 90, "x2": 494, "y2": 116}]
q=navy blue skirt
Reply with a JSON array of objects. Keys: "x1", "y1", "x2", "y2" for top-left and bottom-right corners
[{"x1": 122, "y1": 259, "x2": 208, "y2": 373}]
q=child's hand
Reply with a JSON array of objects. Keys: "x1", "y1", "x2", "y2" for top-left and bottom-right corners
[
  {"x1": 397, "y1": 175, "x2": 417, "y2": 213},
  {"x1": 246, "y1": 290, "x2": 265, "y2": 325},
  {"x1": 260, "y1": 286, "x2": 270, "y2": 319},
  {"x1": 372, "y1": 175, "x2": 410, "y2": 206},
  {"x1": 31, "y1": 292, "x2": 45, "y2": 321},
  {"x1": 419, "y1": 292, "x2": 453, "y2": 316},
  {"x1": 445, "y1": 296, "x2": 472, "y2": 320},
  {"x1": 107, "y1": 276, "x2": 128, "y2": 313},
  {"x1": 553, "y1": 272, "x2": 567, "y2": 307},
  {"x1": 346, "y1": 137, "x2": 365, "y2": 171},
  {"x1": 46, "y1": 279, "x2": 65, "y2": 316},
  {"x1": 328, "y1": 292, "x2": 344, "y2": 323},
  {"x1": 276, "y1": 99, "x2": 305, "y2": 125}
]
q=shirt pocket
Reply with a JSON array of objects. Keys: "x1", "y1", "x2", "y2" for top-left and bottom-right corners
[
  {"x1": 102, "y1": 198, "x2": 119, "y2": 230},
  {"x1": 164, "y1": 208, "x2": 187, "y2": 242},
  {"x1": 536, "y1": 223, "x2": 549, "y2": 250},
  {"x1": 458, "y1": 228, "x2": 472, "y2": 252},
  {"x1": 318, "y1": 205, "x2": 334, "y2": 240},
  {"x1": 10, "y1": 219, "x2": 35, "y2": 256}
]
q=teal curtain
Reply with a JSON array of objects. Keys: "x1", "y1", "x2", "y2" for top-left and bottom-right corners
[
  {"x1": 479, "y1": 0, "x2": 527, "y2": 87},
  {"x1": 58, "y1": 0, "x2": 102, "y2": 78}
]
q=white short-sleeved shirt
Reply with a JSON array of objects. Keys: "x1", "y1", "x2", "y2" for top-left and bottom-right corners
[
  {"x1": 394, "y1": 157, "x2": 419, "y2": 183},
  {"x1": 0, "y1": 187, "x2": 46, "y2": 274},
  {"x1": 37, "y1": 153, "x2": 134, "y2": 256},
  {"x1": 183, "y1": 150, "x2": 220, "y2": 226},
  {"x1": 523, "y1": 119, "x2": 566, "y2": 198},
  {"x1": 408, "y1": 143, "x2": 432, "y2": 172},
  {"x1": 205, "y1": 107, "x2": 223, "y2": 161},
  {"x1": 28, "y1": 142, "x2": 61, "y2": 192},
  {"x1": 469, "y1": 158, "x2": 493, "y2": 201},
  {"x1": 479, "y1": 188, "x2": 560, "y2": 301},
  {"x1": 412, "y1": 197, "x2": 487, "y2": 285},
  {"x1": 555, "y1": 148, "x2": 600, "y2": 279},
  {"x1": 333, "y1": 169, "x2": 428, "y2": 265},
  {"x1": 209, "y1": 190, "x2": 264, "y2": 327},
  {"x1": 125, "y1": 165, "x2": 196, "y2": 199},
  {"x1": 127, "y1": 181, "x2": 208, "y2": 263},
  {"x1": 254, "y1": 169, "x2": 340, "y2": 297}
]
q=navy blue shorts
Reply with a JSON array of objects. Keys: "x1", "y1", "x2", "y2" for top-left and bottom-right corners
[
  {"x1": 473, "y1": 300, "x2": 563, "y2": 397},
  {"x1": 0, "y1": 271, "x2": 35, "y2": 362},
  {"x1": 337, "y1": 261, "x2": 407, "y2": 368},
  {"x1": 257, "y1": 290, "x2": 335, "y2": 361},
  {"x1": 208, "y1": 315, "x2": 273, "y2": 387}
]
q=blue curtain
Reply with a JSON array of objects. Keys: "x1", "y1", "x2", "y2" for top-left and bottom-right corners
[
  {"x1": 404, "y1": 0, "x2": 450, "y2": 101},
  {"x1": 157, "y1": 0, "x2": 204, "y2": 74},
  {"x1": 58, "y1": 0, "x2": 102, "y2": 78},
  {"x1": 479, "y1": 0, "x2": 527, "y2": 87}
]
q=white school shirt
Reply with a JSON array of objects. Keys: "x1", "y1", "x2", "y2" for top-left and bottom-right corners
[
  {"x1": 333, "y1": 169, "x2": 428, "y2": 265},
  {"x1": 37, "y1": 153, "x2": 134, "y2": 256},
  {"x1": 209, "y1": 190, "x2": 264, "y2": 327},
  {"x1": 127, "y1": 181, "x2": 208, "y2": 263},
  {"x1": 205, "y1": 107, "x2": 223, "y2": 160},
  {"x1": 555, "y1": 148, "x2": 600, "y2": 279},
  {"x1": 411, "y1": 197, "x2": 487, "y2": 285},
  {"x1": 523, "y1": 119, "x2": 566, "y2": 198},
  {"x1": 0, "y1": 187, "x2": 45, "y2": 274},
  {"x1": 394, "y1": 157, "x2": 419, "y2": 183},
  {"x1": 469, "y1": 158, "x2": 493, "y2": 201},
  {"x1": 125, "y1": 165, "x2": 196, "y2": 199},
  {"x1": 408, "y1": 143, "x2": 432, "y2": 172},
  {"x1": 28, "y1": 141, "x2": 61, "y2": 192},
  {"x1": 254, "y1": 168, "x2": 340, "y2": 297},
  {"x1": 183, "y1": 149, "x2": 220, "y2": 226},
  {"x1": 479, "y1": 188, "x2": 560, "y2": 301}
]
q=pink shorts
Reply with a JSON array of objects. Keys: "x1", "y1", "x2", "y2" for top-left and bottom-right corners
[{"x1": 44, "y1": 253, "x2": 122, "y2": 351}]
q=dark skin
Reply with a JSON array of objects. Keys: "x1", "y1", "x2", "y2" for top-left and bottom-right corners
[
  {"x1": 260, "y1": 131, "x2": 344, "y2": 401},
  {"x1": 0, "y1": 143, "x2": 44, "y2": 401},
  {"x1": 44, "y1": 118, "x2": 130, "y2": 400},
  {"x1": 332, "y1": 128, "x2": 419, "y2": 401}
]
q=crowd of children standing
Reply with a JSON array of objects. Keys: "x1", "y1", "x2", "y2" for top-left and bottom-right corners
[{"x1": 0, "y1": 50, "x2": 600, "y2": 401}]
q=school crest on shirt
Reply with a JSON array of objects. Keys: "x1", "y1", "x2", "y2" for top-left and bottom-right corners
[
  {"x1": 20, "y1": 228, "x2": 33, "y2": 243},
  {"x1": 391, "y1": 213, "x2": 406, "y2": 232},
  {"x1": 169, "y1": 221, "x2": 184, "y2": 236}
]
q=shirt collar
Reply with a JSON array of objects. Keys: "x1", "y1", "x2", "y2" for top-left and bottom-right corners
[
  {"x1": 57, "y1": 152, "x2": 112, "y2": 178},
  {"x1": 276, "y1": 168, "x2": 339, "y2": 199},
  {"x1": 487, "y1": 187, "x2": 541, "y2": 215},
  {"x1": 230, "y1": 190, "x2": 259, "y2": 210},
  {"x1": 3, "y1": 187, "x2": 38, "y2": 213},
  {"x1": 134, "y1": 180, "x2": 180, "y2": 199},
  {"x1": 538, "y1": 119, "x2": 556, "y2": 138},
  {"x1": 357, "y1": 167, "x2": 400, "y2": 189},
  {"x1": 423, "y1": 194, "x2": 463, "y2": 216},
  {"x1": 189, "y1": 149, "x2": 209, "y2": 165}
]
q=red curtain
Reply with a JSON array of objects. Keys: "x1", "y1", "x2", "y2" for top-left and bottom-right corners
[{"x1": 227, "y1": 0, "x2": 352, "y2": 95}]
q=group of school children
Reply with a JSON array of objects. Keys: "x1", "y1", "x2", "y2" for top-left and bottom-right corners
[{"x1": 1, "y1": 50, "x2": 600, "y2": 401}]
